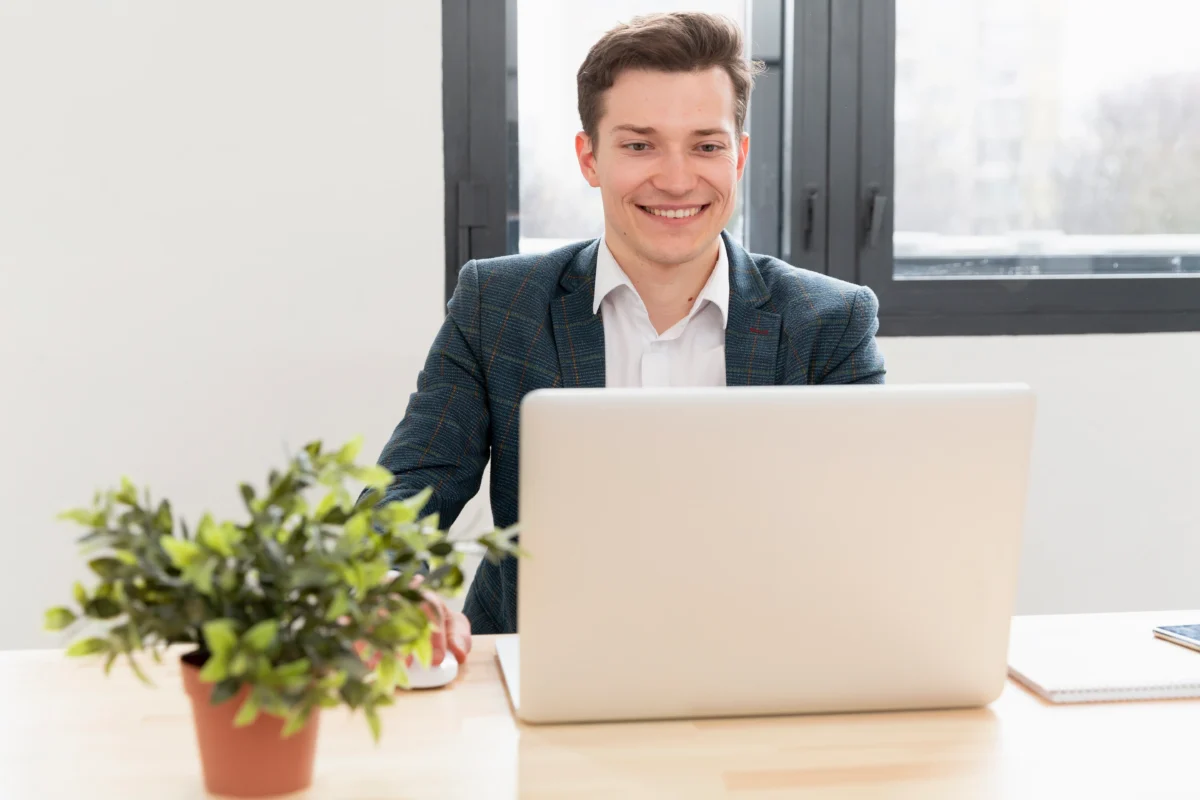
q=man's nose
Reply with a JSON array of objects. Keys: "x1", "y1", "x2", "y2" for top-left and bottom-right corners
[{"x1": 651, "y1": 150, "x2": 698, "y2": 196}]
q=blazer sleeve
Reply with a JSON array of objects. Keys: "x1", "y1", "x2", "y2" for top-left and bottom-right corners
[
  {"x1": 372, "y1": 261, "x2": 491, "y2": 529},
  {"x1": 819, "y1": 286, "x2": 886, "y2": 384}
]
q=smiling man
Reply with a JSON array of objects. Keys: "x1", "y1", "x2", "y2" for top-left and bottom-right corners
[{"x1": 372, "y1": 12, "x2": 886, "y2": 659}]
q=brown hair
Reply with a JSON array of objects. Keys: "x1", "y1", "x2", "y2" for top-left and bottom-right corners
[{"x1": 577, "y1": 12, "x2": 764, "y2": 143}]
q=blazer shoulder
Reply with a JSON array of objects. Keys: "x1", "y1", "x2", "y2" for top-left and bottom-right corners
[
  {"x1": 753, "y1": 254, "x2": 877, "y2": 325},
  {"x1": 463, "y1": 240, "x2": 595, "y2": 310}
]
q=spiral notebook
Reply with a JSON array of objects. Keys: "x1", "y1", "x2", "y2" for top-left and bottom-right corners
[{"x1": 1007, "y1": 611, "x2": 1200, "y2": 703}]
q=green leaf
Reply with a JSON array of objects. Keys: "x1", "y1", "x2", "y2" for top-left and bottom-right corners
[
  {"x1": 60, "y1": 507, "x2": 106, "y2": 528},
  {"x1": 154, "y1": 500, "x2": 173, "y2": 533},
  {"x1": 323, "y1": 507, "x2": 351, "y2": 525},
  {"x1": 430, "y1": 563, "x2": 464, "y2": 592},
  {"x1": 127, "y1": 654, "x2": 151, "y2": 685},
  {"x1": 381, "y1": 501, "x2": 417, "y2": 527},
  {"x1": 199, "y1": 526, "x2": 230, "y2": 558},
  {"x1": 281, "y1": 709, "x2": 310, "y2": 738},
  {"x1": 87, "y1": 557, "x2": 123, "y2": 579},
  {"x1": 103, "y1": 650, "x2": 118, "y2": 675},
  {"x1": 188, "y1": 559, "x2": 217, "y2": 595},
  {"x1": 324, "y1": 589, "x2": 350, "y2": 622},
  {"x1": 112, "y1": 549, "x2": 138, "y2": 566},
  {"x1": 413, "y1": 631, "x2": 433, "y2": 668},
  {"x1": 66, "y1": 637, "x2": 108, "y2": 657},
  {"x1": 428, "y1": 541, "x2": 453, "y2": 558},
  {"x1": 291, "y1": 565, "x2": 336, "y2": 590},
  {"x1": 318, "y1": 669, "x2": 347, "y2": 691},
  {"x1": 315, "y1": 491, "x2": 339, "y2": 521},
  {"x1": 377, "y1": 651, "x2": 399, "y2": 693},
  {"x1": 351, "y1": 562, "x2": 369, "y2": 595},
  {"x1": 233, "y1": 692, "x2": 260, "y2": 727},
  {"x1": 340, "y1": 679, "x2": 369, "y2": 708},
  {"x1": 276, "y1": 658, "x2": 312, "y2": 679},
  {"x1": 359, "y1": 557, "x2": 389, "y2": 590},
  {"x1": 44, "y1": 607, "x2": 76, "y2": 631},
  {"x1": 159, "y1": 535, "x2": 202, "y2": 568},
  {"x1": 115, "y1": 477, "x2": 137, "y2": 505},
  {"x1": 337, "y1": 436, "x2": 364, "y2": 465},
  {"x1": 85, "y1": 597, "x2": 121, "y2": 619},
  {"x1": 124, "y1": 621, "x2": 141, "y2": 650},
  {"x1": 242, "y1": 620, "x2": 278, "y2": 652},
  {"x1": 239, "y1": 483, "x2": 256, "y2": 511},
  {"x1": 343, "y1": 512, "x2": 370, "y2": 543},
  {"x1": 364, "y1": 704, "x2": 382, "y2": 743},
  {"x1": 352, "y1": 465, "x2": 394, "y2": 491},
  {"x1": 229, "y1": 651, "x2": 249, "y2": 677},
  {"x1": 209, "y1": 678, "x2": 241, "y2": 705},
  {"x1": 72, "y1": 581, "x2": 87, "y2": 605},
  {"x1": 401, "y1": 487, "x2": 433, "y2": 515},
  {"x1": 357, "y1": 488, "x2": 385, "y2": 511},
  {"x1": 198, "y1": 654, "x2": 229, "y2": 683},
  {"x1": 197, "y1": 514, "x2": 239, "y2": 557},
  {"x1": 255, "y1": 686, "x2": 286, "y2": 716},
  {"x1": 335, "y1": 654, "x2": 370, "y2": 683},
  {"x1": 202, "y1": 619, "x2": 238, "y2": 659}
]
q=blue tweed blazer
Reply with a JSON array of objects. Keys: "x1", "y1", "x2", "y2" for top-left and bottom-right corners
[{"x1": 373, "y1": 232, "x2": 885, "y2": 634}]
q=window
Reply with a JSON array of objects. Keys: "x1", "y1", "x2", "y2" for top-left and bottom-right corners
[{"x1": 443, "y1": 0, "x2": 1200, "y2": 335}]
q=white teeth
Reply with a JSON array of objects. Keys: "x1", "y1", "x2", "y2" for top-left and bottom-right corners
[{"x1": 644, "y1": 206, "x2": 702, "y2": 219}]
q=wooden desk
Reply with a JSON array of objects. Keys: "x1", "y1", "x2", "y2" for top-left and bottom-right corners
[{"x1": 2, "y1": 610, "x2": 1198, "y2": 799}]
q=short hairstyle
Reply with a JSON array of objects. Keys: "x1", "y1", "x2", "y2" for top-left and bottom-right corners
[{"x1": 576, "y1": 12, "x2": 765, "y2": 142}]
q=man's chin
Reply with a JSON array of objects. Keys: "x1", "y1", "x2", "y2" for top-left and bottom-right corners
[{"x1": 632, "y1": 237, "x2": 719, "y2": 268}]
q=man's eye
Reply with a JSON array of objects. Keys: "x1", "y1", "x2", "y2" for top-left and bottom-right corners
[
  {"x1": 698, "y1": 144, "x2": 723, "y2": 153},
  {"x1": 624, "y1": 143, "x2": 649, "y2": 152}
]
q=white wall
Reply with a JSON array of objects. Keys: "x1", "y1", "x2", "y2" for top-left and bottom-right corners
[
  {"x1": 881, "y1": 334, "x2": 1200, "y2": 616},
  {"x1": 3, "y1": 1, "x2": 1197, "y2": 651},
  {"x1": 0, "y1": 1, "x2": 446, "y2": 648}
]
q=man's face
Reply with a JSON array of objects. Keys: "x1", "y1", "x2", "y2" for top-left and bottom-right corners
[{"x1": 576, "y1": 67, "x2": 749, "y2": 268}]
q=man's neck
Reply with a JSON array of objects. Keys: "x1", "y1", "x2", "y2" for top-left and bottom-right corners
[{"x1": 605, "y1": 232, "x2": 721, "y2": 335}]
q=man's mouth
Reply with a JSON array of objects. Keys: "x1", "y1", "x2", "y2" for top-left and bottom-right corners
[{"x1": 636, "y1": 204, "x2": 710, "y2": 220}]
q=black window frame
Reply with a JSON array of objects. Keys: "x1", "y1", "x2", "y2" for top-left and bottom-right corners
[{"x1": 442, "y1": 0, "x2": 1200, "y2": 336}]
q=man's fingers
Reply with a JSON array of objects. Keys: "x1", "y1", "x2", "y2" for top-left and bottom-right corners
[{"x1": 445, "y1": 610, "x2": 472, "y2": 663}]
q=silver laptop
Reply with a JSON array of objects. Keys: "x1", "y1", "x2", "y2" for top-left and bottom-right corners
[{"x1": 496, "y1": 384, "x2": 1036, "y2": 724}]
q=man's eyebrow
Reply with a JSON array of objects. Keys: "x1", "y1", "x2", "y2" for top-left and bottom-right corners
[
  {"x1": 609, "y1": 124, "x2": 733, "y2": 138},
  {"x1": 610, "y1": 124, "x2": 656, "y2": 135}
]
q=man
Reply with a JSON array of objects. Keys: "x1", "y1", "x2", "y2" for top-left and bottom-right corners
[{"x1": 377, "y1": 12, "x2": 885, "y2": 665}]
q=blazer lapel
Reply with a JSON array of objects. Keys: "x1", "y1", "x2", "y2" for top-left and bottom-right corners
[
  {"x1": 551, "y1": 240, "x2": 606, "y2": 388},
  {"x1": 723, "y1": 233, "x2": 781, "y2": 386}
]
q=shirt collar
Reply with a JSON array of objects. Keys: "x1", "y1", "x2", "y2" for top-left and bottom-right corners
[{"x1": 592, "y1": 236, "x2": 731, "y2": 329}]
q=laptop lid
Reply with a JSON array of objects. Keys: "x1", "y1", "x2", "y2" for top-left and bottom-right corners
[{"x1": 507, "y1": 384, "x2": 1036, "y2": 723}]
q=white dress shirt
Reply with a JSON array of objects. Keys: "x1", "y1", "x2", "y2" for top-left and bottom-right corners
[{"x1": 593, "y1": 238, "x2": 730, "y2": 388}]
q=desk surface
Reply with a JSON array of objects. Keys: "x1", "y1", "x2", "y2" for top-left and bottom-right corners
[{"x1": 3, "y1": 610, "x2": 1199, "y2": 799}]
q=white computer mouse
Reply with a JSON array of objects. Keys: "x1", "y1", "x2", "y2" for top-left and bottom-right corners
[{"x1": 401, "y1": 653, "x2": 458, "y2": 690}]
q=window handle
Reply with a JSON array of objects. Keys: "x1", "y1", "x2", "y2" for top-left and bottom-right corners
[
  {"x1": 863, "y1": 183, "x2": 889, "y2": 249},
  {"x1": 801, "y1": 184, "x2": 819, "y2": 251}
]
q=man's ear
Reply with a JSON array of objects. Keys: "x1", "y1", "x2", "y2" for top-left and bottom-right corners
[
  {"x1": 735, "y1": 133, "x2": 750, "y2": 182},
  {"x1": 575, "y1": 131, "x2": 601, "y2": 188}
]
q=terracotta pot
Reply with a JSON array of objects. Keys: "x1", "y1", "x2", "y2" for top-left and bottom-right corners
[{"x1": 181, "y1": 652, "x2": 320, "y2": 798}]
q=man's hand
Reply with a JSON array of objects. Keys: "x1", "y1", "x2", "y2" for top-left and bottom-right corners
[
  {"x1": 354, "y1": 573, "x2": 472, "y2": 673},
  {"x1": 405, "y1": 573, "x2": 473, "y2": 666}
]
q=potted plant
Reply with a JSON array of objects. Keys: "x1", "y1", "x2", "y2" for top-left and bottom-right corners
[{"x1": 42, "y1": 437, "x2": 520, "y2": 798}]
